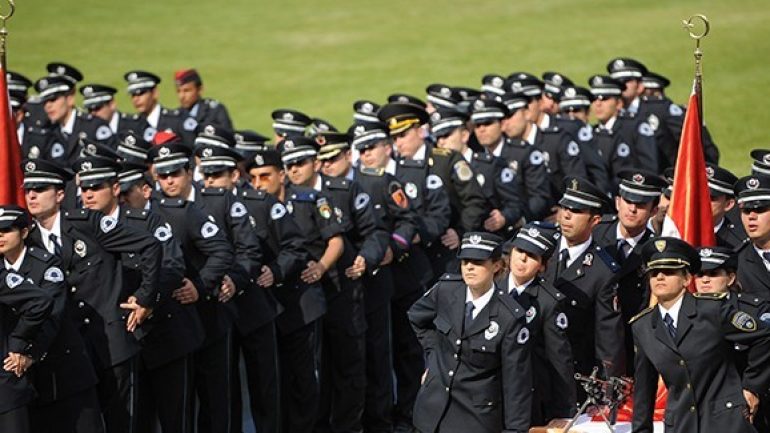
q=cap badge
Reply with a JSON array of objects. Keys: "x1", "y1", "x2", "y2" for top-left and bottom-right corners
[
  {"x1": 127, "y1": 73, "x2": 137, "y2": 81},
  {"x1": 255, "y1": 154, "x2": 264, "y2": 165},
  {"x1": 24, "y1": 161, "x2": 36, "y2": 172},
  {"x1": 440, "y1": 87, "x2": 452, "y2": 97},
  {"x1": 315, "y1": 135, "x2": 326, "y2": 146},
  {"x1": 282, "y1": 112, "x2": 294, "y2": 121},
  {"x1": 80, "y1": 161, "x2": 93, "y2": 172},
  {"x1": 83, "y1": 87, "x2": 93, "y2": 96},
  {"x1": 552, "y1": 74, "x2": 563, "y2": 85},
  {"x1": 473, "y1": 99, "x2": 485, "y2": 110},
  {"x1": 159, "y1": 147, "x2": 171, "y2": 157},
  {"x1": 201, "y1": 148, "x2": 213, "y2": 158},
  {"x1": 564, "y1": 87, "x2": 576, "y2": 98},
  {"x1": 125, "y1": 135, "x2": 136, "y2": 146},
  {"x1": 614, "y1": 59, "x2": 625, "y2": 69},
  {"x1": 397, "y1": 96, "x2": 409, "y2": 103},
  {"x1": 592, "y1": 76, "x2": 603, "y2": 86},
  {"x1": 655, "y1": 240, "x2": 667, "y2": 252},
  {"x1": 763, "y1": 154, "x2": 770, "y2": 164},
  {"x1": 570, "y1": 178, "x2": 579, "y2": 190},
  {"x1": 747, "y1": 178, "x2": 760, "y2": 190},
  {"x1": 632, "y1": 173, "x2": 645, "y2": 184},
  {"x1": 469, "y1": 234, "x2": 482, "y2": 245},
  {"x1": 705, "y1": 166, "x2": 714, "y2": 178},
  {"x1": 430, "y1": 112, "x2": 441, "y2": 122},
  {"x1": 39, "y1": 79, "x2": 48, "y2": 88},
  {"x1": 353, "y1": 125, "x2": 365, "y2": 136},
  {"x1": 85, "y1": 143, "x2": 97, "y2": 155},
  {"x1": 517, "y1": 73, "x2": 527, "y2": 79},
  {"x1": 284, "y1": 140, "x2": 295, "y2": 150},
  {"x1": 527, "y1": 227, "x2": 540, "y2": 238},
  {"x1": 700, "y1": 248, "x2": 713, "y2": 257},
  {"x1": 56, "y1": 66, "x2": 66, "y2": 75},
  {"x1": 491, "y1": 76, "x2": 504, "y2": 88},
  {"x1": 510, "y1": 82, "x2": 522, "y2": 92},
  {"x1": 361, "y1": 102, "x2": 373, "y2": 113},
  {"x1": 204, "y1": 125, "x2": 215, "y2": 135}
]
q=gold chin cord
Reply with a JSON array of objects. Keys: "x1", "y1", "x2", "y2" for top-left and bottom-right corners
[{"x1": 0, "y1": 0, "x2": 16, "y2": 68}]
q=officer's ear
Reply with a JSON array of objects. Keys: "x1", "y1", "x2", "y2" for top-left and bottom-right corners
[
  {"x1": 111, "y1": 182, "x2": 120, "y2": 198},
  {"x1": 20, "y1": 227, "x2": 29, "y2": 241},
  {"x1": 141, "y1": 184, "x2": 152, "y2": 200},
  {"x1": 150, "y1": 87, "x2": 159, "y2": 101},
  {"x1": 313, "y1": 159, "x2": 322, "y2": 172},
  {"x1": 682, "y1": 271, "x2": 693, "y2": 288},
  {"x1": 229, "y1": 169, "x2": 240, "y2": 183},
  {"x1": 615, "y1": 196, "x2": 621, "y2": 213},
  {"x1": 460, "y1": 127, "x2": 470, "y2": 145},
  {"x1": 727, "y1": 271, "x2": 737, "y2": 287},
  {"x1": 725, "y1": 197, "x2": 736, "y2": 212},
  {"x1": 65, "y1": 93, "x2": 76, "y2": 109},
  {"x1": 54, "y1": 188, "x2": 65, "y2": 205}
]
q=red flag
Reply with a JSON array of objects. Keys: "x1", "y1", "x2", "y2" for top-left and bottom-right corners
[
  {"x1": 661, "y1": 85, "x2": 716, "y2": 254},
  {"x1": 0, "y1": 66, "x2": 25, "y2": 207}
]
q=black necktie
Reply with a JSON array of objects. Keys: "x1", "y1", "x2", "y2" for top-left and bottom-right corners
[
  {"x1": 617, "y1": 239, "x2": 629, "y2": 264},
  {"x1": 663, "y1": 313, "x2": 677, "y2": 339},
  {"x1": 762, "y1": 251, "x2": 770, "y2": 263},
  {"x1": 49, "y1": 233, "x2": 62, "y2": 256},
  {"x1": 556, "y1": 249, "x2": 569, "y2": 277},
  {"x1": 463, "y1": 301, "x2": 475, "y2": 333},
  {"x1": 510, "y1": 289, "x2": 520, "y2": 300}
]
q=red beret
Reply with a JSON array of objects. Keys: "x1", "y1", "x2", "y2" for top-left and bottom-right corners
[{"x1": 174, "y1": 69, "x2": 201, "y2": 86}]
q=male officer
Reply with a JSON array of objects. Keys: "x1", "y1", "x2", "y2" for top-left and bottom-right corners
[
  {"x1": 124, "y1": 70, "x2": 197, "y2": 147},
  {"x1": 498, "y1": 222, "x2": 576, "y2": 425},
  {"x1": 704, "y1": 164, "x2": 747, "y2": 250},
  {"x1": 589, "y1": 75, "x2": 658, "y2": 183},
  {"x1": 631, "y1": 237, "x2": 770, "y2": 433},
  {"x1": 34, "y1": 75, "x2": 114, "y2": 165},
  {"x1": 271, "y1": 109, "x2": 311, "y2": 142},
  {"x1": 431, "y1": 108, "x2": 523, "y2": 236},
  {"x1": 147, "y1": 142, "x2": 236, "y2": 433},
  {"x1": 734, "y1": 175, "x2": 770, "y2": 300},
  {"x1": 23, "y1": 158, "x2": 162, "y2": 433},
  {"x1": 244, "y1": 148, "x2": 325, "y2": 433},
  {"x1": 194, "y1": 141, "x2": 283, "y2": 433},
  {"x1": 378, "y1": 102, "x2": 487, "y2": 276},
  {"x1": 352, "y1": 122, "x2": 448, "y2": 431},
  {"x1": 174, "y1": 69, "x2": 233, "y2": 130},
  {"x1": 544, "y1": 177, "x2": 625, "y2": 383},
  {"x1": 409, "y1": 232, "x2": 532, "y2": 433},
  {"x1": 277, "y1": 135, "x2": 369, "y2": 433},
  {"x1": 0, "y1": 206, "x2": 101, "y2": 433},
  {"x1": 79, "y1": 83, "x2": 155, "y2": 143},
  {"x1": 592, "y1": 169, "x2": 666, "y2": 375}
]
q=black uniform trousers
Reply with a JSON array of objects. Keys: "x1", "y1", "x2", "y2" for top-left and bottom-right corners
[
  {"x1": 195, "y1": 333, "x2": 233, "y2": 433},
  {"x1": 315, "y1": 286, "x2": 367, "y2": 433},
  {"x1": 363, "y1": 303, "x2": 393, "y2": 433},
  {"x1": 277, "y1": 323, "x2": 318, "y2": 433},
  {"x1": 30, "y1": 387, "x2": 104, "y2": 433},
  {"x1": 0, "y1": 405, "x2": 29, "y2": 433},
  {"x1": 390, "y1": 288, "x2": 424, "y2": 429},
  {"x1": 95, "y1": 357, "x2": 138, "y2": 433},
  {"x1": 135, "y1": 355, "x2": 194, "y2": 433},
  {"x1": 231, "y1": 322, "x2": 279, "y2": 433}
]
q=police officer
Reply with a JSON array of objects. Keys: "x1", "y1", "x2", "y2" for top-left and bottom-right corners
[
  {"x1": 352, "y1": 122, "x2": 446, "y2": 431},
  {"x1": 244, "y1": 148, "x2": 325, "y2": 433},
  {"x1": 704, "y1": 164, "x2": 747, "y2": 250},
  {"x1": 498, "y1": 222, "x2": 576, "y2": 425},
  {"x1": 277, "y1": 135, "x2": 370, "y2": 433},
  {"x1": 0, "y1": 206, "x2": 101, "y2": 433},
  {"x1": 734, "y1": 175, "x2": 770, "y2": 300},
  {"x1": 431, "y1": 108, "x2": 523, "y2": 236},
  {"x1": 592, "y1": 169, "x2": 667, "y2": 375},
  {"x1": 271, "y1": 109, "x2": 311, "y2": 142},
  {"x1": 378, "y1": 102, "x2": 487, "y2": 276},
  {"x1": 23, "y1": 158, "x2": 162, "y2": 433},
  {"x1": 124, "y1": 70, "x2": 198, "y2": 147},
  {"x1": 79, "y1": 83, "x2": 155, "y2": 143},
  {"x1": 544, "y1": 177, "x2": 626, "y2": 382},
  {"x1": 33, "y1": 74, "x2": 114, "y2": 165},
  {"x1": 147, "y1": 142, "x2": 236, "y2": 433},
  {"x1": 540, "y1": 72, "x2": 574, "y2": 126},
  {"x1": 409, "y1": 232, "x2": 532, "y2": 433},
  {"x1": 174, "y1": 69, "x2": 233, "y2": 130},
  {"x1": 194, "y1": 141, "x2": 283, "y2": 433},
  {"x1": 631, "y1": 237, "x2": 770, "y2": 433}
]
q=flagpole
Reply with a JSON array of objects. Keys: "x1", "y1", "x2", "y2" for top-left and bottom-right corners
[
  {"x1": 0, "y1": 0, "x2": 15, "y2": 69},
  {"x1": 682, "y1": 14, "x2": 709, "y2": 124}
]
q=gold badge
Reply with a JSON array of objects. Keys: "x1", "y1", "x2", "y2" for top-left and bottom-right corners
[{"x1": 654, "y1": 240, "x2": 667, "y2": 252}]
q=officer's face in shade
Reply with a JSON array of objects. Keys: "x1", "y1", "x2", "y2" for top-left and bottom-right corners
[
  {"x1": 81, "y1": 181, "x2": 120, "y2": 214},
  {"x1": 461, "y1": 258, "x2": 502, "y2": 292},
  {"x1": 120, "y1": 183, "x2": 152, "y2": 210},
  {"x1": 285, "y1": 158, "x2": 319, "y2": 187},
  {"x1": 500, "y1": 109, "x2": 528, "y2": 140},
  {"x1": 474, "y1": 120, "x2": 504, "y2": 147},
  {"x1": 557, "y1": 207, "x2": 601, "y2": 246},
  {"x1": 203, "y1": 169, "x2": 238, "y2": 190},
  {"x1": 436, "y1": 128, "x2": 468, "y2": 153},
  {"x1": 508, "y1": 247, "x2": 545, "y2": 284},
  {"x1": 615, "y1": 197, "x2": 657, "y2": 234},
  {"x1": 44, "y1": 93, "x2": 74, "y2": 125},
  {"x1": 710, "y1": 194, "x2": 735, "y2": 226},
  {"x1": 131, "y1": 88, "x2": 158, "y2": 115},
  {"x1": 393, "y1": 126, "x2": 424, "y2": 159},
  {"x1": 359, "y1": 141, "x2": 391, "y2": 170},
  {"x1": 320, "y1": 150, "x2": 352, "y2": 178},
  {"x1": 741, "y1": 206, "x2": 770, "y2": 249},
  {"x1": 0, "y1": 226, "x2": 28, "y2": 256},
  {"x1": 248, "y1": 166, "x2": 284, "y2": 196},
  {"x1": 24, "y1": 186, "x2": 65, "y2": 220},
  {"x1": 176, "y1": 82, "x2": 202, "y2": 110},
  {"x1": 695, "y1": 268, "x2": 736, "y2": 294},
  {"x1": 591, "y1": 96, "x2": 621, "y2": 123},
  {"x1": 648, "y1": 268, "x2": 690, "y2": 305},
  {"x1": 156, "y1": 168, "x2": 194, "y2": 198}
]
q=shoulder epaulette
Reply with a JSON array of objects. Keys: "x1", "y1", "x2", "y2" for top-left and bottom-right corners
[
  {"x1": 323, "y1": 177, "x2": 350, "y2": 191},
  {"x1": 629, "y1": 306, "x2": 654, "y2": 324},
  {"x1": 693, "y1": 292, "x2": 728, "y2": 300},
  {"x1": 736, "y1": 293, "x2": 765, "y2": 307},
  {"x1": 158, "y1": 197, "x2": 186, "y2": 208},
  {"x1": 398, "y1": 159, "x2": 426, "y2": 168},
  {"x1": 542, "y1": 126, "x2": 560, "y2": 133},
  {"x1": 161, "y1": 108, "x2": 169, "y2": 115},
  {"x1": 431, "y1": 147, "x2": 451, "y2": 157},
  {"x1": 439, "y1": 272, "x2": 463, "y2": 281},
  {"x1": 595, "y1": 245, "x2": 620, "y2": 273},
  {"x1": 472, "y1": 152, "x2": 493, "y2": 163},
  {"x1": 63, "y1": 209, "x2": 89, "y2": 220},
  {"x1": 538, "y1": 279, "x2": 566, "y2": 301},
  {"x1": 206, "y1": 98, "x2": 220, "y2": 108},
  {"x1": 290, "y1": 191, "x2": 316, "y2": 202},
  {"x1": 27, "y1": 246, "x2": 53, "y2": 262},
  {"x1": 240, "y1": 189, "x2": 266, "y2": 201},
  {"x1": 201, "y1": 187, "x2": 226, "y2": 196},
  {"x1": 124, "y1": 208, "x2": 149, "y2": 220},
  {"x1": 599, "y1": 214, "x2": 618, "y2": 224},
  {"x1": 360, "y1": 167, "x2": 385, "y2": 177}
]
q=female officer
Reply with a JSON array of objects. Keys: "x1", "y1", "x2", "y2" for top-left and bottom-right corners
[
  {"x1": 409, "y1": 231, "x2": 531, "y2": 433},
  {"x1": 631, "y1": 237, "x2": 770, "y2": 433}
]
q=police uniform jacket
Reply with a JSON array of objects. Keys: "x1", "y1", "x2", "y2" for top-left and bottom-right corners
[
  {"x1": 150, "y1": 106, "x2": 198, "y2": 149},
  {"x1": 115, "y1": 111, "x2": 155, "y2": 144},
  {"x1": 715, "y1": 218, "x2": 748, "y2": 251},
  {"x1": 469, "y1": 151, "x2": 523, "y2": 237},
  {"x1": 28, "y1": 209, "x2": 162, "y2": 368},
  {"x1": 735, "y1": 242, "x2": 770, "y2": 300},
  {"x1": 185, "y1": 98, "x2": 233, "y2": 130},
  {"x1": 631, "y1": 292, "x2": 770, "y2": 433},
  {"x1": 239, "y1": 188, "x2": 322, "y2": 333},
  {"x1": 0, "y1": 269, "x2": 54, "y2": 413},
  {"x1": 593, "y1": 122, "x2": 637, "y2": 190},
  {"x1": 533, "y1": 126, "x2": 589, "y2": 198},
  {"x1": 12, "y1": 247, "x2": 97, "y2": 404},
  {"x1": 496, "y1": 138, "x2": 553, "y2": 221},
  {"x1": 497, "y1": 274, "x2": 576, "y2": 422},
  {"x1": 119, "y1": 206, "x2": 203, "y2": 369},
  {"x1": 544, "y1": 240, "x2": 626, "y2": 378},
  {"x1": 409, "y1": 274, "x2": 532, "y2": 433},
  {"x1": 20, "y1": 125, "x2": 62, "y2": 162},
  {"x1": 149, "y1": 196, "x2": 234, "y2": 347},
  {"x1": 616, "y1": 112, "x2": 659, "y2": 172},
  {"x1": 52, "y1": 111, "x2": 116, "y2": 166},
  {"x1": 553, "y1": 116, "x2": 612, "y2": 194}
]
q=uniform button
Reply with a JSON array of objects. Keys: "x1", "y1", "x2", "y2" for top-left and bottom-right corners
[
  {"x1": 690, "y1": 406, "x2": 696, "y2": 412},
  {"x1": 84, "y1": 318, "x2": 90, "y2": 325},
  {"x1": 65, "y1": 349, "x2": 70, "y2": 354},
  {"x1": 456, "y1": 339, "x2": 461, "y2": 345},
  {"x1": 445, "y1": 386, "x2": 450, "y2": 392},
  {"x1": 726, "y1": 402, "x2": 733, "y2": 408},
  {"x1": 571, "y1": 300, "x2": 577, "y2": 306},
  {"x1": 448, "y1": 370, "x2": 454, "y2": 377},
  {"x1": 481, "y1": 346, "x2": 486, "y2": 351},
  {"x1": 71, "y1": 286, "x2": 77, "y2": 293},
  {"x1": 686, "y1": 383, "x2": 691, "y2": 389},
  {"x1": 167, "y1": 313, "x2": 173, "y2": 319},
  {"x1": 78, "y1": 301, "x2": 84, "y2": 308},
  {"x1": 453, "y1": 354, "x2": 458, "y2": 359},
  {"x1": 679, "y1": 360, "x2": 685, "y2": 366}
]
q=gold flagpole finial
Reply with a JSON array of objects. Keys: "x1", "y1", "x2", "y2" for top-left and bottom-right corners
[
  {"x1": 681, "y1": 15, "x2": 709, "y2": 77},
  {"x1": 0, "y1": 0, "x2": 15, "y2": 69}
]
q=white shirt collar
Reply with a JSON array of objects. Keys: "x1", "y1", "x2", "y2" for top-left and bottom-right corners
[
  {"x1": 658, "y1": 295, "x2": 684, "y2": 328},
  {"x1": 558, "y1": 235, "x2": 593, "y2": 268},
  {"x1": 628, "y1": 97, "x2": 640, "y2": 115},
  {"x1": 61, "y1": 109, "x2": 77, "y2": 134},
  {"x1": 108, "y1": 205, "x2": 121, "y2": 219},
  {"x1": 345, "y1": 167, "x2": 355, "y2": 181},
  {"x1": 146, "y1": 104, "x2": 161, "y2": 129},
  {"x1": 524, "y1": 124, "x2": 538, "y2": 145},
  {"x1": 615, "y1": 224, "x2": 646, "y2": 251},
  {"x1": 109, "y1": 111, "x2": 120, "y2": 133},
  {"x1": 465, "y1": 284, "x2": 495, "y2": 320},
  {"x1": 17, "y1": 123, "x2": 24, "y2": 145},
  {"x1": 538, "y1": 113, "x2": 551, "y2": 129},
  {"x1": 37, "y1": 212, "x2": 63, "y2": 255},
  {"x1": 713, "y1": 217, "x2": 725, "y2": 233},
  {"x1": 412, "y1": 144, "x2": 427, "y2": 161},
  {"x1": 312, "y1": 174, "x2": 323, "y2": 192},
  {"x1": 507, "y1": 273, "x2": 534, "y2": 296},
  {"x1": 186, "y1": 187, "x2": 196, "y2": 202},
  {"x1": 602, "y1": 115, "x2": 618, "y2": 131},
  {"x1": 462, "y1": 148, "x2": 473, "y2": 163},
  {"x1": 753, "y1": 244, "x2": 770, "y2": 272},
  {"x1": 385, "y1": 158, "x2": 397, "y2": 176},
  {"x1": 490, "y1": 138, "x2": 505, "y2": 157},
  {"x1": 3, "y1": 247, "x2": 27, "y2": 271}
]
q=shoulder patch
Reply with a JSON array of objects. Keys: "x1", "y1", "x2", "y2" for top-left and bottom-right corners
[
  {"x1": 731, "y1": 311, "x2": 758, "y2": 332},
  {"x1": 529, "y1": 150, "x2": 544, "y2": 166},
  {"x1": 124, "y1": 209, "x2": 149, "y2": 220},
  {"x1": 183, "y1": 117, "x2": 198, "y2": 131},
  {"x1": 578, "y1": 125, "x2": 593, "y2": 142},
  {"x1": 669, "y1": 104, "x2": 683, "y2": 117},
  {"x1": 556, "y1": 312, "x2": 569, "y2": 330},
  {"x1": 629, "y1": 306, "x2": 654, "y2": 324},
  {"x1": 426, "y1": 174, "x2": 443, "y2": 190},
  {"x1": 440, "y1": 272, "x2": 463, "y2": 281},
  {"x1": 516, "y1": 327, "x2": 529, "y2": 345},
  {"x1": 100, "y1": 215, "x2": 118, "y2": 233},
  {"x1": 5, "y1": 272, "x2": 24, "y2": 289},
  {"x1": 95, "y1": 125, "x2": 113, "y2": 141},
  {"x1": 453, "y1": 160, "x2": 473, "y2": 182},
  {"x1": 200, "y1": 221, "x2": 220, "y2": 239},
  {"x1": 638, "y1": 122, "x2": 654, "y2": 137},
  {"x1": 354, "y1": 192, "x2": 371, "y2": 211},
  {"x1": 271, "y1": 202, "x2": 287, "y2": 220},
  {"x1": 158, "y1": 197, "x2": 186, "y2": 208},
  {"x1": 500, "y1": 167, "x2": 515, "y2": 184},
  {"x1": 693, "y1": 292, "x2": 728, "y2": 300},
  {"x1": 44, "y1": 266, "x2": 64, "y2": 283},
  {"x1": 566, "y1": 140, "x2": 580, "y2": 157},
  {"x1": 230, "y1": 201, "x2": 248, "y2": 218},
  {"x1": 153, "y1": 223, "x2": 173, "y2": 242},
  {"x1": 617, "y1": 142, "x2": 631, "y2": 158}
]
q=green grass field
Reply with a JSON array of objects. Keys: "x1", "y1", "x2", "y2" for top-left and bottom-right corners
[{"x1": 8, "y1": 0, "x2": 770, "y2": 174}]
